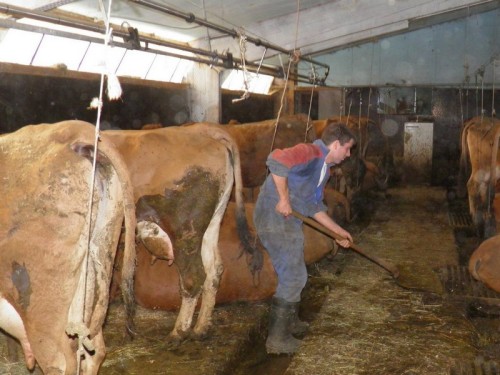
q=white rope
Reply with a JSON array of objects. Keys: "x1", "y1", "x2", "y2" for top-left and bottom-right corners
[
  {"x1": 70, "y1": 1, "x2": 122, "y2": 373},
  {"x1": 232, "y1": 31, "x2": 250, "y2": 103},
  {"x1": 304, "y1": 64, "x2": 317, "y2": 141},
  {"x1": 492, "y1": 60, "x2": 496, "y2": 117}
]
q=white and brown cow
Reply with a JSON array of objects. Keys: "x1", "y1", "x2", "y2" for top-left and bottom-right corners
[
  {"x1": 469, "y1": 234, "x2": 500, "y2": 293},
  {"x1": 104, "y1": 124, "x2": 263, "y2": 342},
  {"x1": 458, "y1": 116, "x2": 500, "y2": 238},
  {"x1": 0, "y1": 121, "x2": 136, "y2": 374}
]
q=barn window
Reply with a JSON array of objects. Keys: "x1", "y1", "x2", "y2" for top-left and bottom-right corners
[
  {"x1": 0, "y1": 19, "x2": 193, "y2": 84},
  {"x1": 221, "y1": 69, "x2": 274, "y2": 95}
]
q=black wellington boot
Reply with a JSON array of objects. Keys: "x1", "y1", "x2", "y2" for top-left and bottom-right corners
[
  {"x1": 265, "y1": 297, "x2": 302, "y2": 354},
  {"x1": 290, "y1": 303, "x2": 309, "y2": 337}
]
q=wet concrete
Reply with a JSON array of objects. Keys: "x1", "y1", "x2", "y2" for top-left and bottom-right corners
[{"x1": 1, "y1": 186, "x2": 499, "y2": 374}]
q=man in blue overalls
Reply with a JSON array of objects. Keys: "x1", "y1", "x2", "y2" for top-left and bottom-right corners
[{"x1": 254, "y1": 123, "x2": 356, "y2": 354}]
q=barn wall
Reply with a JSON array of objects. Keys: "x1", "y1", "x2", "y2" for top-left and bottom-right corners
[
  {"x1": 336, "y1": 87, "x2": 499, "y2": 187},
  {"x1": 220, "y1": 92, "x2": 275, "y2": 124},
  {"x1": 0, "y1": 70, "x2": 190, "y2": 133},
  {"x1": 0, "y1": 68, "x2": 278, "y2": 133},
  {"x1": 315, "y1": 8, "x2": 499, "y2": 87}
]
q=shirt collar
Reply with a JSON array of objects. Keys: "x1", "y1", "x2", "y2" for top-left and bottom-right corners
[{"x1": 313, "y1": 139, "x2": 332, "y2": 165}]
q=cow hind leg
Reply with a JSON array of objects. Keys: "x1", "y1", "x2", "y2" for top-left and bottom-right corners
[
  {"x1": 0, "y1": 298, "x2": 35, "y2": 370},
  {"x1": 193, "y1": 161, "x2": 232, "y2": 338},
  {"x1": 193, "y1": 211, "x2": 225, "y2": 338},
  {"x1": 169, "y1": 291, "x2": 199, "y2": 344}
]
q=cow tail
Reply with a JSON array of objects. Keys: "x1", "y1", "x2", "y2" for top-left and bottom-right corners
[
  {"x1": 489, "y1": 123, "x2": 500, "y2": 210},
  {"x1": 457, "y1": 120, "x2": 472, "y2": 198},
  {"x1": 220, "y1": 132, "x2": 264, "y2": 276},
  {"x1": 91, "y1": 138, "x2": 138, "y2": 337}
]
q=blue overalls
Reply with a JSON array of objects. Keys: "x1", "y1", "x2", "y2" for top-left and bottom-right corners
[{"x1": 254, "y1": 139, "x2": 331, "y2": 303}]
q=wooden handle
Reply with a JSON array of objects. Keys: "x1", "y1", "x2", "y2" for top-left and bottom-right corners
[{"x1": 291, "y1": 210, "x2": 399, "y2": 278}]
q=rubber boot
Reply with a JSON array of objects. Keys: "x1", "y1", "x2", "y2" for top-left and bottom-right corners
[
  {"x1": 265, "y1": 297, "x2": 302, "y2": 354},
  {"x1": 290, "y1": 303, "x2": 309, "y2": 336}
]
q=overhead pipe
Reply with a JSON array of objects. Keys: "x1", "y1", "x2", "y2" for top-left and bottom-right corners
[
  {"x1": 0, "y1": 2, "x2": 324, "y2": 84},
  {"x1": 128, "y1": 0, "x2": 330, "y2": 79},
  {"x1": 0, "y1": 15, "x2": 317, "y2": 85}
]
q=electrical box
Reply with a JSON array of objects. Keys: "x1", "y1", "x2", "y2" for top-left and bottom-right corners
[{"x1": 404, "y1": 122, "x2": 434, "y2": 184}]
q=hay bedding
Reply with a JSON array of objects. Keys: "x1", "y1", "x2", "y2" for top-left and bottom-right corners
[
  {"x1": 285, "y1": 186, "x2": 499, "y2": 375},
  {"x1": 1, "y1": 186, "x2": 499, "y2": 374}
]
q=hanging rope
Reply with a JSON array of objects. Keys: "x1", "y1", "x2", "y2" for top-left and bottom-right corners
[
  {"x1": 304, "y1": 64, "x2": 317, "y2": 141},
  {"x1": 232, "y1": 30, "x2": 250, "y2": 103},
  {"x1": 492, "y1": 60, "x2": 496, "y2": 117},
  {"x1": 67, "y1": 1, "x2": 122, "y2": 373},
  {"x1": 267, "y1": 0, "x2": 302, "y2": 159}
]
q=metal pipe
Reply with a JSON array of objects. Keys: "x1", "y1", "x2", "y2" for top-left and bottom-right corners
[
  {"x1": 0, "y1": 17, "x2": 320, "y2": 84},
  {"x1": 128, "y1": 0, "x2": 331, "y2": 71},
  {"x1": 0, "y1": 3, "x2": 326, "y2": 83},
  {"x1": 0, "y1": 2, "x2": 326, "y2": 84}
]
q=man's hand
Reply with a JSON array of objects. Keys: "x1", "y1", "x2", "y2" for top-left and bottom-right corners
[{"x1": 275, "y1": 199, "x2": 292, "y2": 217}]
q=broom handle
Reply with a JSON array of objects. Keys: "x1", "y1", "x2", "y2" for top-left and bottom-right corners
[{"x1": 291, "y1": 210, "x2": 399, "y2": 278}]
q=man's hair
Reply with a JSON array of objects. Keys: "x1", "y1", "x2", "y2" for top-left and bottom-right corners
[{"x1": 321, "y1": 123, "x2": 357, "y2": 146}]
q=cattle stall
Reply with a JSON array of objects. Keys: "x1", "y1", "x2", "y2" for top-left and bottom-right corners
[
  {"x1": 1, "y1": 184, "x2": 500, "y2": 374},
  {"x1": 0, "y1": 2, "x2": 499, "y2": 371},
  {"x1": 0, "y1": 72, "x2": 499, "y2": 375}
]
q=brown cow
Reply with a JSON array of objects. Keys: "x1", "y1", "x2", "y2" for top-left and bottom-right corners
[
  {"x1": 469, "y1": 235, "x2": 500, "y2": 293},
  {"x1": 0, "y1": 121, "x2": 136, "y2": 374},
  {"x1": 126, "y1": 202, "x2": 335, "y2": 310},
  {"x1": 458, "y1": 116, "x2": 500, "y2": 238},
  {"x1": 313, "y1": 116, "x2": 388, "y2": 161},
  {"x1": 219, "y1": 114, "x2": 316, "y2": 188},
  {"x1": 104, "y1": 124, "x2": 263, "y2": 342}
]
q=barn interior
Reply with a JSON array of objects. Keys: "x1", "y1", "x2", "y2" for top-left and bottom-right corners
[{"x1": 0, "y1": 1, "x2": 499, "y2": 374}]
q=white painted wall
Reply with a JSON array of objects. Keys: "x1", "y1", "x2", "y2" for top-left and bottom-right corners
[{"x1": 313, "y1": 8, "x2": 499, "y2": 88}]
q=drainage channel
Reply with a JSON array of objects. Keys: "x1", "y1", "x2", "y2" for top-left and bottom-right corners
[{"x1": 447, "y1": 197, "x2": 500, "y2": 375}]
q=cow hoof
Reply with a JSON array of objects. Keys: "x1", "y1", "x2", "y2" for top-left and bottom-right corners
[
  {"x1": 192, "y1": 327, "x2": 211, "y2": 341},
  {"x1": 165, "y1": 335, "x2": 184, "y2": 349}
]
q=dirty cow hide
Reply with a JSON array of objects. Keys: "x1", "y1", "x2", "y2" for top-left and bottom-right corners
[
  {"x1": 116, "y1": 202, "x2": 334, "y2": 310},
  {"x1": 104, "y1": 124, "x2": 263, "y2": 342},
  {"x1": 458, "y1": 116, "x2": 500, "y2": 238},
  {"x1": 469, "y1": 234, "x2": 500, "y2": 292},
  {"x1": 0, "y1": 121, "x2": 136, "y2": 375}
]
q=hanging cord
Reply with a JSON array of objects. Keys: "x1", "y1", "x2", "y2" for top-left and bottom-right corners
[
  {"x1": 66, "y1": 1, "x2": 122, "y2": 373},
  {"x1": 480, "y1": 68, "x2": 485, "y2": 121},
  {"x1": 304, "y1": 64, "x2": 317, "y2": 141},
  {"x1": 492, "y1": 60, "x2": 497, "y2": 118},
  {"x1": 269, "y1": 0, "x2": 302, "y2": 153},
  {"x1": 346, "y1": 94, "x2": 352, "y2": 124},
  {"x1": 255, "y1": 47, "x2": 267, "y2": 77},
  {"x1": 269, "y1": 55, "x2": 294, "y2": 156},
  {"x1": 232, "y1": 30, "x2": 250, "y2": 103},
  {"x1": 201, "y1": 0, "x2": 212, "y2": 52}
]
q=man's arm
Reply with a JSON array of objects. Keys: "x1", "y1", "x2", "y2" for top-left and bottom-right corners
[
  {"x1": 272, "y1": 173, "x2": 292, "y2": 217},
  {"x1": 313, "y1": 210, "x2": 352, "y2": 248}
]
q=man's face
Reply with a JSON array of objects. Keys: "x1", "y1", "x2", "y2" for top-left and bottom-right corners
[{"x1": 325, "y1": 139, "x2": 355, "y2": 164}]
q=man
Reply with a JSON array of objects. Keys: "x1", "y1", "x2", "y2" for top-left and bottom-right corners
[{"x1": 253, "y1": 123, "x2": 356, "y2": 354}]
